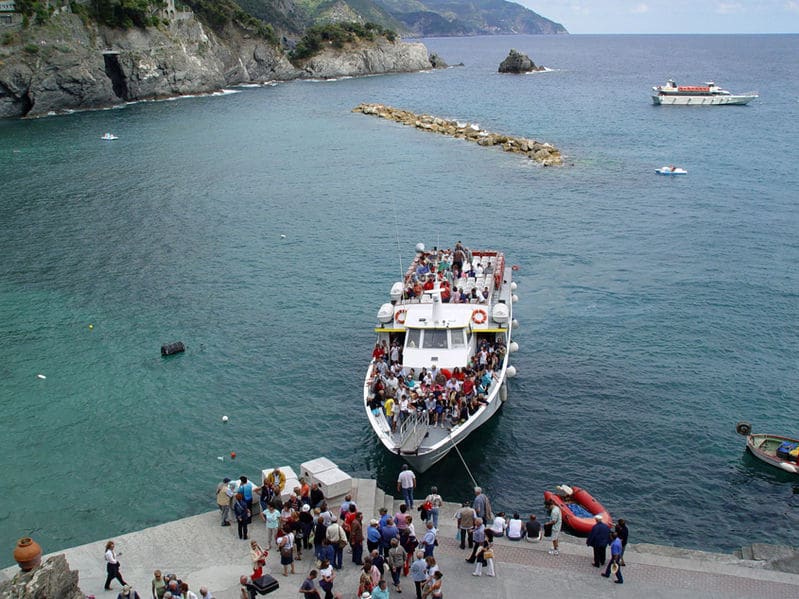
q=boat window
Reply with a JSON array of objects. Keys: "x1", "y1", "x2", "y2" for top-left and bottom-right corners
[
  {"x1": 422, "y1": 329, "x2": 449, "y2": 349},
  {"x1": 450, "y1": 329, "x2": 466, "y2": 348},
  {"x1": 405, "y1": 329, "x2": 421, "y2": 349}
]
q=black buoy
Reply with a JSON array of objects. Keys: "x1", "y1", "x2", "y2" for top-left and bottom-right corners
[{"x1": 161, "y1": 341, "x2": 185, "y2": 356}]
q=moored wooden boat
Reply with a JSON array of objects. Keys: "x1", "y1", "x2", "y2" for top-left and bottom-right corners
[
  {"x1": 544, "y1": 484, "x2": 613, "y2": 536},
  {"x1": 736, "y1": 421, "x2": 799, "y2": 474}
]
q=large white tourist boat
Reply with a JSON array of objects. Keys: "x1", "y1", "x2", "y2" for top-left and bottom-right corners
[
  {"x1": 364, "y1": 243, "x2": 518, "y2": 472},
  {"x1": 651, "y1": 80, "x2": 758, "y2": 106}
]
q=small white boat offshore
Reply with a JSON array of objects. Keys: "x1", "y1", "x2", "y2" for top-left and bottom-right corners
[
  {"x1": 651, "y1": 80, "x2": 758, "y2": 106},
  {"x1": 655, "y1": 166, "x2": 687, "y2": 175},
  {"x1": 101, "y1": 133, "x2": 119, "y2": 140},
  {"x1": 364, "y1": 242, "x2": 519, "y2": 472}
]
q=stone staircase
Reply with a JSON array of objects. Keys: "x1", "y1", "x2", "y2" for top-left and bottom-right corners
[{"x1": 735, "y1": 543, "x2": 799, "y2": 574}]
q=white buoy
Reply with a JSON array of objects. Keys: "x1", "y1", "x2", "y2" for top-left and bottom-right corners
[
  {"x1": 217, "y1": 456, "x2": 224, "y2": 461},
  {"x1": 280, "y1": 234, "x2": 286, "y2": 239},
  {"x1": 512, "y1": 318, "x2": 519, "y2": 329},
  {"x1": 511, "y1": 282, "x2": 517, "y2": 291},
  {"x1": 509, "y1": 341, "x2": 519, "y2": 353},
  {"x1": 512, "y1": 294, "x2": 519, "y2": 303},
  {"x1": 37, "y1": 374, "x2": 46, "y2": 379},
  {"x1": 506, "y1": 365, "x2": 517, "y2": 378},
  {"x1": 222, "y1": 415, "x2": 229, "y2": 423}
]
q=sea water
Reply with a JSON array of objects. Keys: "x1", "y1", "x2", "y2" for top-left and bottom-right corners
[{"x1": 0, "y1": 34, "x2": 797, "y2": 563}]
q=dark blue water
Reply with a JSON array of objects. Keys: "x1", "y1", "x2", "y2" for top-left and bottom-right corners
[{"x1": 1, "y1": 35, "x2": 797, "y2": 563}]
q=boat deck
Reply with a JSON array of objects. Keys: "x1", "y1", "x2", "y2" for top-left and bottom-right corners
[{"x1": 396, "y1": 250, "x2": 506, "y2": 309}]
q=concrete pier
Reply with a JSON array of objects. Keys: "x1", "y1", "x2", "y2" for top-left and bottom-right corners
[{"x1": 3, "y1": 472, "x2": 799, "y2": 598}]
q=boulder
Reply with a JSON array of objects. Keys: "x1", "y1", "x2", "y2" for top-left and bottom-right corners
[
  {"x1": 429, "y1": 53, "x2": 448, "y2": 69},
  {"x1": 498, "y1": 49, "x2": 545, "y2": 74},
  {"x1": 0, "y1": 554, "x2": 84, "y2": 599}
]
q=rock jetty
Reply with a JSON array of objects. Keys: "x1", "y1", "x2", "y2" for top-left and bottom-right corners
[
  {"x1": 498, "y1": 49, "x2": 546, "y2": 74},
  {"x1": 353, "y1": 103, "x2": 563, "y2": 166}
]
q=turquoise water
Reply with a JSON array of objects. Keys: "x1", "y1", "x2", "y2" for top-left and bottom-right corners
[{"x1": 0, "y1": 34, "x2": 797, "y2": 563}]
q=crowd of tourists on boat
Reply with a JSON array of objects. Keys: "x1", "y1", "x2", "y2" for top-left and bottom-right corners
[
  {"x1": 403, "y1": 243, "x2": 496, "y2": 303},
  {"x1": 366, "y1": 338, "x2": 507, "y2": 432}
]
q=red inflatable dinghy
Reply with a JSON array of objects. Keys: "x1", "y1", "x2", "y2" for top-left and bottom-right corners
[{"x1": 544, "y1": 485, "x2": 613, "y2": 536}]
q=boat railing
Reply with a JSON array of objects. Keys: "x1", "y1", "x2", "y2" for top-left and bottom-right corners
[{"x1": 396, "y1": 410, "x2": 428, "y2": 452}]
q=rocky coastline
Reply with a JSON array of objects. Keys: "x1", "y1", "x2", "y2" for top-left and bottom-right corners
[
  {"x1": 353, "y1": 103, "x2": 563, "y2": 166},
  {"x1": 0, "y1": 12, "x2": 434, "y2": 118}
]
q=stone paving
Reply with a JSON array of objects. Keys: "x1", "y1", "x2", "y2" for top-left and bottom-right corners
[{"x1": 3, "y1": 489, "x2": 799, "y2": 599}]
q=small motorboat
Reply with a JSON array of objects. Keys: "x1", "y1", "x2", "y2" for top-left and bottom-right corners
[
  {"x1": 101, "y1": 133, "x2": 119, "y2": 140},
  {"x1": 655, "y1": 166, "x2": 687, "y2": 175},
  {"x1": 544, "y1": 484, "x2": 613, "y2": 536},
  {"x1": 736, "y1": 421, "x2": 799, "y2": 474}
]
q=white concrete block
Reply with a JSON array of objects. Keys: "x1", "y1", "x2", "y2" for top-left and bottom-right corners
[
  {"x1": 300, "y1": 457, "x2": 338, "y2": 482},
  {"x1": 315, "y1": 467, "x2": 352, "y2": 499}
]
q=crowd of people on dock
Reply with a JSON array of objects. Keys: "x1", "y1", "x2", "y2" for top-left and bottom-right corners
[
  {"x1": 101, "y1": 468, "x2": 630, "y2": 598},
  {"x1": 366, "y1": 338, "x2": 506, "y2": 434}
]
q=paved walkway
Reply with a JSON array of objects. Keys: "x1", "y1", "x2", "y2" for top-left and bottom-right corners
[{"x1": 3, "y1": 500, "x2": 798, "y2": 599}]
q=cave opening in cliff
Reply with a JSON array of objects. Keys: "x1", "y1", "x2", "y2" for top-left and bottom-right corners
[{"x1": 103, "y1": 54, "x2": 129, "y2": 101}]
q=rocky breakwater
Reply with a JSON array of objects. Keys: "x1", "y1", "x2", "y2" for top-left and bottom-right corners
[{"x1": 353, "y1": 103, "x2": 563, "y2": 166}]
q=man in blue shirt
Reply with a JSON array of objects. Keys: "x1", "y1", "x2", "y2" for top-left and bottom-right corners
[
  {"x1": 238, "y1": 476, "x2": 254, "y2": 523},
  {"x1": 422, "y1": 521, "x2": 437, "y2": 557},
  {"x1": 380, "y1": 518, "x2": 399, "y2": 557},
  {"x1": 601, "y1": 530, "x2": 624, "y2": 584},
  {"x1": 409, "y1": 551, "x2": 427, "y2": 599}
]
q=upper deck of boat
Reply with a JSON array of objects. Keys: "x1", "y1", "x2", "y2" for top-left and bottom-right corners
[{"x1": 395, "y1": 249, "x2": 508, "y2": 311}]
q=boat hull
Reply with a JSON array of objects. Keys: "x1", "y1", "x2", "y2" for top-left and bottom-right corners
[
  {"x1": 365, "y1": 249, "x2": 514, "y2": 472},
  {"x1": 746, "y1": 434, "x2": 799, "y2": 474},
  {"x1": 652, "y1": 94, "x2": 756, "y2": 106},
  {"x1": 544, "y1": 486, "x2": 612, "y2": 536}
]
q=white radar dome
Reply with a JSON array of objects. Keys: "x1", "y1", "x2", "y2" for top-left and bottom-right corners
[
  {"x1": 390, "y1": 282, "x2": 404, "y2": 303},
  {"x1": 492, "y1": 303, "x2": 510, "y2": 324},
  {"x1": 415, "y1": 243, "x2": 426, "y2": 254},
  {"x1": 377, "y1": 303, "x2": 394, "y2": 324}
]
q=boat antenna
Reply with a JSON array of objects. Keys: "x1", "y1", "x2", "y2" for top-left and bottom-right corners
[{"x1": 392, "y1": 196, "x2": 404, "y2": 278}]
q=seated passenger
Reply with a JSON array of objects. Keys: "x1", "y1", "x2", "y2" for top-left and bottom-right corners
[
  {"x1": 489, "y1": 512, "x2": 507, "y2": 537},
  {"x1": 506, "y1": 513, "x2": 524, "y2": 540},
  {"x1": 524, "y1": 515, "x2": 542, "y2": 542}
]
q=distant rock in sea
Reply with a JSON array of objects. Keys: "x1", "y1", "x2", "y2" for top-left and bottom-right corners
[
  {"x1": 498, "y1": 49, "x2": 545, "y2": 74},
  {"x1": 429, "y1": 53, "x2": 448, "y2": 69}
]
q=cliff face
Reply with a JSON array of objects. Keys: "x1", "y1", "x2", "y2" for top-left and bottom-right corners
[
  {"x1": 298, "y1": 38, "x2": 431, "y2": 79},
  {"x1": 0, "y1": 11, "x2": 432, "y2": 118}
]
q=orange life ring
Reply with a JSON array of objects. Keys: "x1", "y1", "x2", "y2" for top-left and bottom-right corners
[
  {"x1": 472, "y1": 309, "x2": 487, "y2": 325},
  {"x1": 395, "y1": 309, "x2": 407, "y2": 325}
]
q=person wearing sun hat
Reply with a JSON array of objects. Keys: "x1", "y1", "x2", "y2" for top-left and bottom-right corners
[{"x1": 586, "y1": 513, "x2": 611, "y2": 568}]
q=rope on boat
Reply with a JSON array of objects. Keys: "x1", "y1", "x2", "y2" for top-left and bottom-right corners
[{"x1": 449, "y1": 433, "x2": 479, "y2": 490}]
